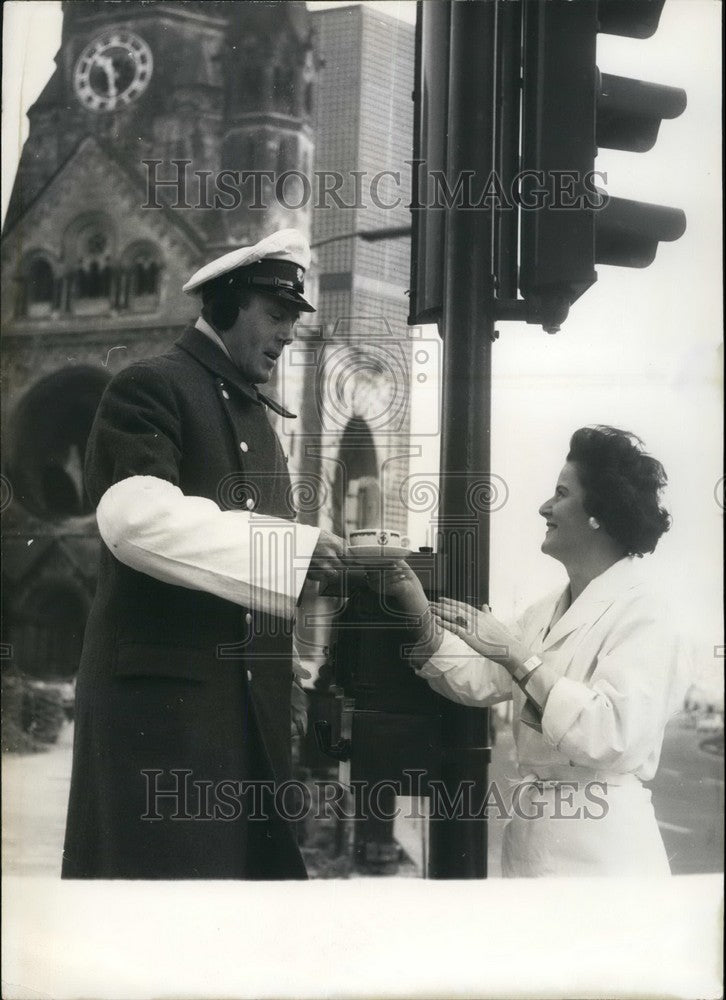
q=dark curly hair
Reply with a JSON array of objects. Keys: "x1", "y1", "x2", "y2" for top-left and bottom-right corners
[{"x1": 567, "y1": 425, "x2": 671, "y2": 557}]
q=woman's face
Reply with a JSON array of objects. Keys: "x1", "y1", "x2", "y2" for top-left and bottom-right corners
[{"x1": 539, "y1": 461, "x2": 594, "y2": 563}]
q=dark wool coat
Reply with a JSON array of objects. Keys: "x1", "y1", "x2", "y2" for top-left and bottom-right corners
[{"x1": 62, "y1": 327, "x2": 308, "y2": 879}]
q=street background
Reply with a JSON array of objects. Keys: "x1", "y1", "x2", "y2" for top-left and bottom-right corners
[{"x1": 3, "y1": 713, "x2": 722, "y2": 879}]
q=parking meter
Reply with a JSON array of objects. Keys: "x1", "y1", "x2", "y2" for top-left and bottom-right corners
[{"x1": 314, "y1": 550, "x2": 491, "y2": 877}]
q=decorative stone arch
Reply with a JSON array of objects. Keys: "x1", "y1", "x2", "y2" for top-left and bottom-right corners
[
  {"x1": 4, "y1": 365, "x2": 111, "y2": 521},
  {"x1": 319, "y1": 340, "x2": 408, "y2": 438},
  {"x1": 13, "y1": 248, "x2": 62, "y2": 319},
  {"x1": 332, "y1": 417, "x2": 381, "y2": 539},
  {"x1": 119, "y1": 239, "x2": 164, "y2": 313},
  {"x1": 316, "y1": 338, "x2": 410, "y2": 536}
]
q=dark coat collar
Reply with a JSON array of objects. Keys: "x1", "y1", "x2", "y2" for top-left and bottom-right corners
[{"x1": 176, "y1": 326, "x2": 296, "y2": 418}]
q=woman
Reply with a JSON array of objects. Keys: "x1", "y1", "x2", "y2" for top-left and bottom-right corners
[{"x1": 375, "y1": 426, "x2": 689, "y2": 876}]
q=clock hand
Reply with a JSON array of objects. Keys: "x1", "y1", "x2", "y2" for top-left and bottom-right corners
[{"x1": 95, "y1": 54, "x2": 117, "y2": 98}]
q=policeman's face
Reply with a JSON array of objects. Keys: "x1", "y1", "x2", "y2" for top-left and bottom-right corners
[
  {"x1": 538, "y1": 461, "x2": 593, "y2": 564},
  {"x1": 223, "y1": 291, "x2": 299, "y2": 384}
]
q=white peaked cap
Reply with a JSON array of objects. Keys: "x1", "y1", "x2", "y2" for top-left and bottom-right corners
[{"x1": 183, "y1": 228, "x2": 312, "y2": 294}]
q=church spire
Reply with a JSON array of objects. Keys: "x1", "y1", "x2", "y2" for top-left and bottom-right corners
[{"x1": 220, "y1": 1, "x2": 319, "y2": 246}]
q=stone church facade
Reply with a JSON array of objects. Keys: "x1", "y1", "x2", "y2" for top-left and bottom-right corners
[{"x1": 1, "y1": 0, "x2": 416, "y2": 724}]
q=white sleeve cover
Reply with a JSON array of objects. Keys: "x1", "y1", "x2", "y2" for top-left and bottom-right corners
[
  {"x1": 96, "y1": 475, "x2": 320, "y2": 621},
  {"x1": 416, "y1": 628, "x2": 513, "y2": 707}
]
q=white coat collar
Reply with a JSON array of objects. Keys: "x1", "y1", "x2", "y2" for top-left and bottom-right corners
[{"x1": 541, "y1": 556, "x2": 644, "y2": 649}]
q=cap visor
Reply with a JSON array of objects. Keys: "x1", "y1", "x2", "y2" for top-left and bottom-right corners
[{"x1": 276, "y1": 289, "x2": 316, "y2": 313}]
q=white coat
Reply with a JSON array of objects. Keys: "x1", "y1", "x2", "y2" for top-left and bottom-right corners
[{"x1": 418, "y1": 557, "x2": 691, "y2": 876}]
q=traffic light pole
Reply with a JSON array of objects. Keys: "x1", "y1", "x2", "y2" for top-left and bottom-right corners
[
  {"x1": 428, "y1": 0, "x2": 497, "y2": 880},
  {"x1": 415, "y1": 0, "x2": 687, "y2": 877}
]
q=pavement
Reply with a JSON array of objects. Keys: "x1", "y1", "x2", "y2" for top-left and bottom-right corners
[
  {"x1": 2, "y1": 720, "x2": 73, "y2": 878},
  {"x1": 646, "y1": 714, "x2": 724, "y2": 875},
  {"x1": 2, "y1": 714, "x2": 722, "y2": 878},
  {"x1": 487, "y1": 714, "x2": 724, "y2": 876}
]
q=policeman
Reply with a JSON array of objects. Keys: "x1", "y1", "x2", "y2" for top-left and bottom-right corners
[{"x1": 62, "y1": 229, "x2": 348, "y2": 879}]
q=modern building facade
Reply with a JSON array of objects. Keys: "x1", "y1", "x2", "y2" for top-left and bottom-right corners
[{"x1": 301, "y1": 4, "x2": 416, "y2": 540}]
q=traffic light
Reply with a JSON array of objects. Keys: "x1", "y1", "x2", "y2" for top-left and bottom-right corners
[
  {"x1": 409, "y1": 0, "x2": 451, "y2": 325},
  {"x1": 519, "y1": 0, "x2": 687, "y2": 332}
]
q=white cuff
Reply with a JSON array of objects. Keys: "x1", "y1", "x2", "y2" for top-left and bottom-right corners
[
  {"x1": 416, "y1": 628, "x2": 513, "y2": 706},
  {"x1": 541, "y1": 676, "x2": 599, "y2": 748},
  {"x1": 416, "y1": 628, "x2": 482, "y2": 678},
  {"x1": 97, "y1": 475, "x2": 320, "y2": 620}
]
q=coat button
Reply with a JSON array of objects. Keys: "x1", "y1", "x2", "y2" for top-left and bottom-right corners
[
  {"x1": 245, "y1": 498, "x2": 255, "y2": 510},
  {"x1": 239, "y1": 441, "x2": 249, "y2": 452},
  {"x1": 222, "y1": 389, "x2": 230, "y2": 400},
  {"x1": 246, "y1": 670, "x2": 252, "y2": 682},
  {"x1": 245, "y1": 612, "x2": 252, "y2": 625}
]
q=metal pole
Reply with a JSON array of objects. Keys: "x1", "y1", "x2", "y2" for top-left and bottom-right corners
[
  {"x1": 428, "y1": 0, "x2": 497, "y2": 880},
  {"x1": 495, "y1": 0, "x2": 523, "y2": 301}
]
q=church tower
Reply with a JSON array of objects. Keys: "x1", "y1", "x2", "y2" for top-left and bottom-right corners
[{"x1": 220, "y1": 2, "x2": 317, "y2": 245}]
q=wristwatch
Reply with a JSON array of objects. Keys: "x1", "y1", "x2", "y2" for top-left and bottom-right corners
[{"x1": 512, "y1": 653, "x2": 543, "y2": 685}]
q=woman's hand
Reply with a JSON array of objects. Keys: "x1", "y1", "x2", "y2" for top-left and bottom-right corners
[
  {"x1": 430, "y1": 597, "x2": 525, "y2": 666},
  {"x1": 363, "y1": 559, "x2": 429, "y2": 616},
  {"x1": 364, "y1": 560, "x2": 444, "y2": 667}
]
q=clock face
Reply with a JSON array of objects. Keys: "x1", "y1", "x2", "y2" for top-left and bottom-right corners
[{"x1": 74, "y1": 30, "x2": 153, "y2": 112}]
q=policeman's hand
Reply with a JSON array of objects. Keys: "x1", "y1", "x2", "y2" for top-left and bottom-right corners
[{"x1": 306, "y1": 529, "x2": 349, "y2": 587}]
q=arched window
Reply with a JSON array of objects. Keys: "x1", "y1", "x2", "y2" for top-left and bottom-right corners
[
  {"x1": 272, "y1": 64, "x2": 295, "y2": 114},
  {"x1": 277, "y1": 134, "x2": 298, "y2": 174},
  {"x1": 333, "y1": 418, "x2": 380, "y2": 538},
  {"x1": 344, "y1": 475, "x2": 381, "y2": 539},
  {"x1": 28, "y1": 259, "x2": 54, "y2": 304},
  {"x1": 77, "y1": 258, "x2": 110, "y2": 298},
  {"x1": 132, "y1": 259, "x2": 158, "y2": 296},
  {"x1": 301, "y1": 49, "x2": 316, "y2": 118},
  {"x1": 20, "y1": 256, "x2": 56, "y2": 318},
  {"x1": 121, "y1": 242, "x2": 162, "y2": 312},
  {"x1": 67, "y1": 219, "x2": 115, "y2": 315}
]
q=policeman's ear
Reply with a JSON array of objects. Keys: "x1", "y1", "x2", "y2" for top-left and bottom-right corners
[
  {"x1": 202, "y1": 297, "x2": 239, "y2": 332},
  {"x1": 201, "y1": 284, "x2": 254, "y2": 332}
]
